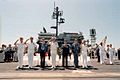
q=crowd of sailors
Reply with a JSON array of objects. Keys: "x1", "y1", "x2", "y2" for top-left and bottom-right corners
[{"x1": 0, "y1": 36, "x2": 120, "y2": 70}]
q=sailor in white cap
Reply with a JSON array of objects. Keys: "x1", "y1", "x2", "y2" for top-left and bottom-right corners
[
  {"x1": 99, "y1": 42, "x2": 105, "y2": 64},
  {"x1": 25, "y1": 37, "x2": 37, "y2": 69},
  {"x1": 109, "y1": 44, "x2": 114, "y2": 64},
  {"x1": 81, "y1": 40, "x2": 88, "y2": 68},
  {"x1": 14, "y1": 37, "x2": 25, "y2": 69},
  {"x1": 49, "y1": 37, "x2": 59, "y2": 69}
]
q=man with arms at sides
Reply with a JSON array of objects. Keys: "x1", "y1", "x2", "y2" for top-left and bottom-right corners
[
  {"x1": 61, "y1": 39, "x2": 71, "y2": 68},
  {"x1": 81, "y1": 40, "x2": 88, "y2": 68},
  {"x1": 109, "y1": 44, "x2": 114, "y2": 64},
  {"x1": 72, "y1": 39, "x2": 80, "y2": 69},
  {"x1": 95, "y1": 44, "x2": 100, "y2": 62}
]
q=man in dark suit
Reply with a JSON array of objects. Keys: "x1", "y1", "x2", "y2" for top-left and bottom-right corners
[
  {"x1": 72, "y1": 39, "x2": 80, "y2": 68},
  {"x1": 37, "y1": 38, "x2": 48, "y2": 70},
  {"x1": 61, "y1": 40, "x2": 70, "y2": 68},
  {"x1": 96, "y1": 44, "x2": 100, "y2": 62}
]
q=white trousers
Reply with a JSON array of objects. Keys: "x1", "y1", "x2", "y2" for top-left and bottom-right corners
[
  {"x1": 81, "y1": 53, "x2": 87, "y2": 67},
  {"x1": 100, "y1": 52, "x2": 104, "y2": 64},
  {"x1": 28, "y1": 52, "x2": 34, "y2": 67},
  {"x1": 109, "y1": 53, "x2": 113, "y2": 64},
  {"x1": 51, "y1": 53, "x2": 56, "y2": 68},
  {"x1": 18, "y1": 52, "x2": 23, "y2": 68}
]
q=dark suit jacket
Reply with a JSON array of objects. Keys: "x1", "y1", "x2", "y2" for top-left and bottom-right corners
[{"x1": 37, "y1": 41, "x2": 48, "y2": 54}]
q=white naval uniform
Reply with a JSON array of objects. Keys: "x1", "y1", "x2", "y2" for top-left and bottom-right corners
[
  {"x1": 81, "y1": 44, "x2": 88, "y2": 68},
  {"x1": 50, "y1": 42, "x2": 58, "y2": 68},
  {"x1": 17, "y1": 43, "x2": 25, "y2": 68},
  {"x1": 27, "y1": 43, "x2": 36, "y2": 68},
  {"x1": 99, "y1": 45, "x2": 105, "y2": 64},
  {"x1": 109, "y1": 48, "x2": 114, "y2": 64}
]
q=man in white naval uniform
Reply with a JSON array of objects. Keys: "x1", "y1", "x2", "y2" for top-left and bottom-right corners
[
  {"x1": 109, "y1": 44, "x2": 114, "y2": 64},
  {"x1": 81, "y1": 40, "x2": 88, "y2": 68},
  {"x1": 25, "y1": 37, "x2": 37, "y2": 69},
  {"x1": 14, "y1": 37, "x2": 25, "y2": 69},
  {"x1": 49, "y1": 37, "x2": 58, "y2": 69},
  {"x1": 102, "y1": 36, "x2": 107, "y2": 61},
  {"x1": 99, "y1": 42, "x2": 105, "y2": 64}
]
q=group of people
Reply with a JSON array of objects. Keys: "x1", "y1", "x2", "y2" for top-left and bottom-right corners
[
  {"x1": 97, "y1": 43, "x2": 116, "y2": 65},
  {"x1": 14, "y1": 37, "x2": 37, "y2": 69},
  {"x1": 0, "y1": 36, "x2": 119, "y2": 70},
  {"x1": 95, "y1": 36, "x2": 117, "y2": 65},
  {"x1": 0, "y1": 44, "x2": 17, "y2": 62},
  {"x1": 13, "y1": 36, "x2": 90, "y2": 70}
]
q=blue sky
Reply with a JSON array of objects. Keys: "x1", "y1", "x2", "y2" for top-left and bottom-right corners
[{"x1": 0, "y1": 0, "x2": 120, "y2": 48}]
